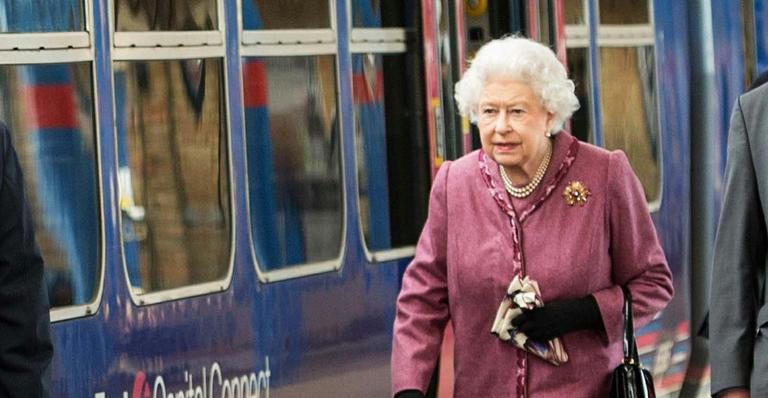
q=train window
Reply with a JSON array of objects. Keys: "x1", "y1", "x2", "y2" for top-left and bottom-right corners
[
  {"x1": 595, "y1": 0, "x2": 660, "y2": 205},
  {"x1": 598, "y1": 0, "x2": 649, "y2": 25},
  {"x1": 0, "y1": 63, "x2": 100, "y2": 309},
  {"x1": 564, "y1": 0, "x2": 586, "y2": 25},
  {"x1": 114, "y1": 58, "x2": 231, "y2": 295},
  {"x1": 242, "y1": 55, "x2": 343, "y2": 271},
  {"x1": 565, "y1": 1, "x2": 660, "y2": 204},
  {"x1": 241, "y1": 0, "x2": 330, "y2": 30},
  {"x1": 741, "y1": 0, "x2": 757, "y2": 87},
  {"x1": 0, "y1": 0, "x2": 84, "y2": 32},
  {"x1": 564, "y1": 0, "x2": 592, "y2": 143},
  {"x1": 352, "y1": 0, "x2": 411, "y2": 28},
  {"x1": 350, "y1": 1, "x2": 429, "y2": 259},
  {"x1": 598, "y1": 46, "x2": 660, "y2": 202},
  {"x1": 353, "y1": 52, "x2": 430, "y2": 255},
  {"x1": 114, "y1": 0, "x2": 218, "y2": 31},
  {"x1": 566, "y1": 48, "x2": 592, "y2": 143}
]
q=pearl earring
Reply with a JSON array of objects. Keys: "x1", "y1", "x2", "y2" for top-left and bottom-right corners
[{"x1": 545, "y1": 131, "x2": 552, "y2": 138}]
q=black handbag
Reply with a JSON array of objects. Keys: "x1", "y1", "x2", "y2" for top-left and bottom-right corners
[{"x1": 609, "y1": 287, "x2": 656, "y2": 398}]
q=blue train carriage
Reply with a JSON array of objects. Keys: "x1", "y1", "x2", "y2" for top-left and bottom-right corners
[
  {"x1": 560, "y1": 1, "x2": 691, "y2": 395},
  {"x1": 0, "y1": 0, "x2": 433, "y2": 396}
]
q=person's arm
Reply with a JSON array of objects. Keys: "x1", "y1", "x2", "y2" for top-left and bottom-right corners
[
  {"x1": 709, "y1": 97, "x2": 764, "y2": 396},
  {"x1": 391, "y1": 162, "x2": 452, "y2": 397},
  {"x1": 590, "y1": 150, "x2": 674, "y2": 346},
  {"x1": 0, "y1": 123, "x2": 53, "y2": 397}
]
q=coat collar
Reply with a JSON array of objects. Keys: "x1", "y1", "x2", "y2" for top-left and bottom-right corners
[{"x1": 479, "y1": 132, "x2": 580, "y2": 223}]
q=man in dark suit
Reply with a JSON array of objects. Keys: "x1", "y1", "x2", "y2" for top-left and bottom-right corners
[
  {"x1": 0, "y1": 122, "x2": 53, "y2": 397},
  {"x1": 710, "y1": 79, "x2": 768, "y2": 397}
]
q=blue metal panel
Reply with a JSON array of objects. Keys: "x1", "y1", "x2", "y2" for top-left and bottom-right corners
[
  {"x1": 755, "y1": 0, "x2": 768, "y2": 72},
  {"x1": 586, "y1": 0, "x2": 602, "y2": 147}
]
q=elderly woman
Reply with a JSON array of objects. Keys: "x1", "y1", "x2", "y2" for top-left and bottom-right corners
[{"x1": 391, "y1": 37, "x2": 673, "y2": 397}]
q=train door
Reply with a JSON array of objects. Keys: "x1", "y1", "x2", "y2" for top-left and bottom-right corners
[
  {"x1": 435, "y1": 1, "x2": 694, "y2": 396},
  {"x1": 422, "y1": 0, "x2": 467, "y2": 178},
  {"x1": 431, "y1": 2, "x2": 561, "y2": 396},
  {"x1": 562, "y1": 1, "x2": 694, "y2": 396},
  {"x1": 419, "y1": 1, "x2": 467, "y2": 395}
]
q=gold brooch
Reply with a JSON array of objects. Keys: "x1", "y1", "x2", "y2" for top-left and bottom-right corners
[{"x1": 563, "y1": 181, "x2": 591, "y2": 206}]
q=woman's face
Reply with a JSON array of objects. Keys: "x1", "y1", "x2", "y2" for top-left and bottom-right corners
[{"x1": 476, "y1": 78, "x2": 554, "y2": 177}]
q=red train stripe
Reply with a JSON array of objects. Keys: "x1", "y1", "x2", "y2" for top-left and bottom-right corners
[
  {"x1": 636, "y1": 331, "x2": 658, "y2": 348},
  {"x1": 352, "y1": 71, "x2": 384, "y2": 104},
  {"x1": 23, "y1": 84, "x2": 77, "y2": 129},
  {"x1": 243, "y1": 61, "x2": 268, "y2": 107},
  {"x1": 659, "y1": 371, "x2": 685, "y2": 388}
]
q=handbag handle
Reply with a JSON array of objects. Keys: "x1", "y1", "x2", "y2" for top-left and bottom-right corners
[{"x1": 621, "y1": 286, "x2": 640, "y2": 365}]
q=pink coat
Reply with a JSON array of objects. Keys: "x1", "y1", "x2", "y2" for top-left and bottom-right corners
[{"x1": 391, "y1": 132, "x2": 674, "y2": 397}]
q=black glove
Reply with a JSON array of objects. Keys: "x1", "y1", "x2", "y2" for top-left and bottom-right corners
[
  {"x1": 510, "y1": 295, "x2": 603, "y2": 341},
  {"x1": 395, "y1": 390, "x2": 425, "y2": 398}
]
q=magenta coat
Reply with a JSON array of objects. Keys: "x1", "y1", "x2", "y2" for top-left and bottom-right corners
[{"x1": 391, "y1": 132, "x2": 674, "y2": 397}]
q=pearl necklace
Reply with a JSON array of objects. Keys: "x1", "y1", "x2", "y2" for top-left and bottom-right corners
[{"x1": 499, "y1": 143, "x2": 552, "y2": 198}]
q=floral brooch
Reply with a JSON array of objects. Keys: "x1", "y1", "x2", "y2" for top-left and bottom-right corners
[{"x1": 563, "y1": 181, "x2": 591, "y2": 206}]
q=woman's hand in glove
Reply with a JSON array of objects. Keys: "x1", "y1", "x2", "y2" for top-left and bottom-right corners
[{"x1": 510, "y1": 295, "x2": 603, "y2": 341}]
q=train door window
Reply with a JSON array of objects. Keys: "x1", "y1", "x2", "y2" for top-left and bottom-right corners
[
  {"x1": 114, "y1": 0, "x2": 232, "y2": 302},
  {"x1": 0, "y1": 0, "x2": 84, "y2": 32},
  {"x1": 564, "y1": 0, "x2": 593, "y2": 143},
  {"x1": 596, "y1": 0, "x2": 661, "y2": 206},
  {"x1": 351, "y1": 0, "x2": 430, "y2": 260},
  {"x1": 0, "y1": 0, "x2": 100, "y2": 320},
  {"x1": 241, "y1": 1, "x2": 343, "y2": 279}
]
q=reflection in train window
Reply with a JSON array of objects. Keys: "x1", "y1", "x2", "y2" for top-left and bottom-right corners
[
  {"x1": 0, "y1": 63, "x2": 99, "y2": 308},
  {"x1": 0, "y1": 0, "x2": 83, "y2": 32},
  {"x1": 114, "y1": 59, "x2": 231, "y2": 293},
  {"x1": 599, "y1": 0, "x2": 649, "y2": 25},
  {"x1": 351, "y1": 0, "x2": 411, "y2": 28},
  {"x1": 115, "y1": 0, "x2": 217, "y2": 31},
  {"x1": 566, "y1": 48, "x2": 592, "y2": 143},
  {"x1": 599, "y1": 46, "x2": 659, "y2": 202},
  {"x1": 564, "y1": 0, "x2": 590, "y2": 142},
  {"x1": 353, "y1": 53, "x2": 430, "y2": 252},
  {"x1": 241, "y1": 0, "x2": 329, "y2": 30},
  {"x1": 242, "y1": 56, "x2": 342, "y2": 270},
  {"x1": 564, "y1": 0, "x2": 585, "y2": 25}
]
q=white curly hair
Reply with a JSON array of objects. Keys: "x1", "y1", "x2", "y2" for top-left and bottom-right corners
[{"x1": 454, "y1": 36, "x2": 580, "y2": 134}]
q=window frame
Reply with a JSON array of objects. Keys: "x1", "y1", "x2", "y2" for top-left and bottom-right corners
[
  {"x1": 239, "y1": 0, "x2": 348, "y2": 283},
  {"x1": 110, "y1": 0, "x2": 237, "y2": 305}
]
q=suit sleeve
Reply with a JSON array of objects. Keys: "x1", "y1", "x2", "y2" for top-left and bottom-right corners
[
  {"x1": 591, "y1": 150, "x2": 674, "y2": 345},
  {"x1": 391, "y1": 161, "x2": 451, "y2": 396},
  {"x1": 709, "y1": 97, "x2": 765, "y2": 395},
  {"x1": 0, "y1": 123, "x2": 54, "y2": 397}
]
